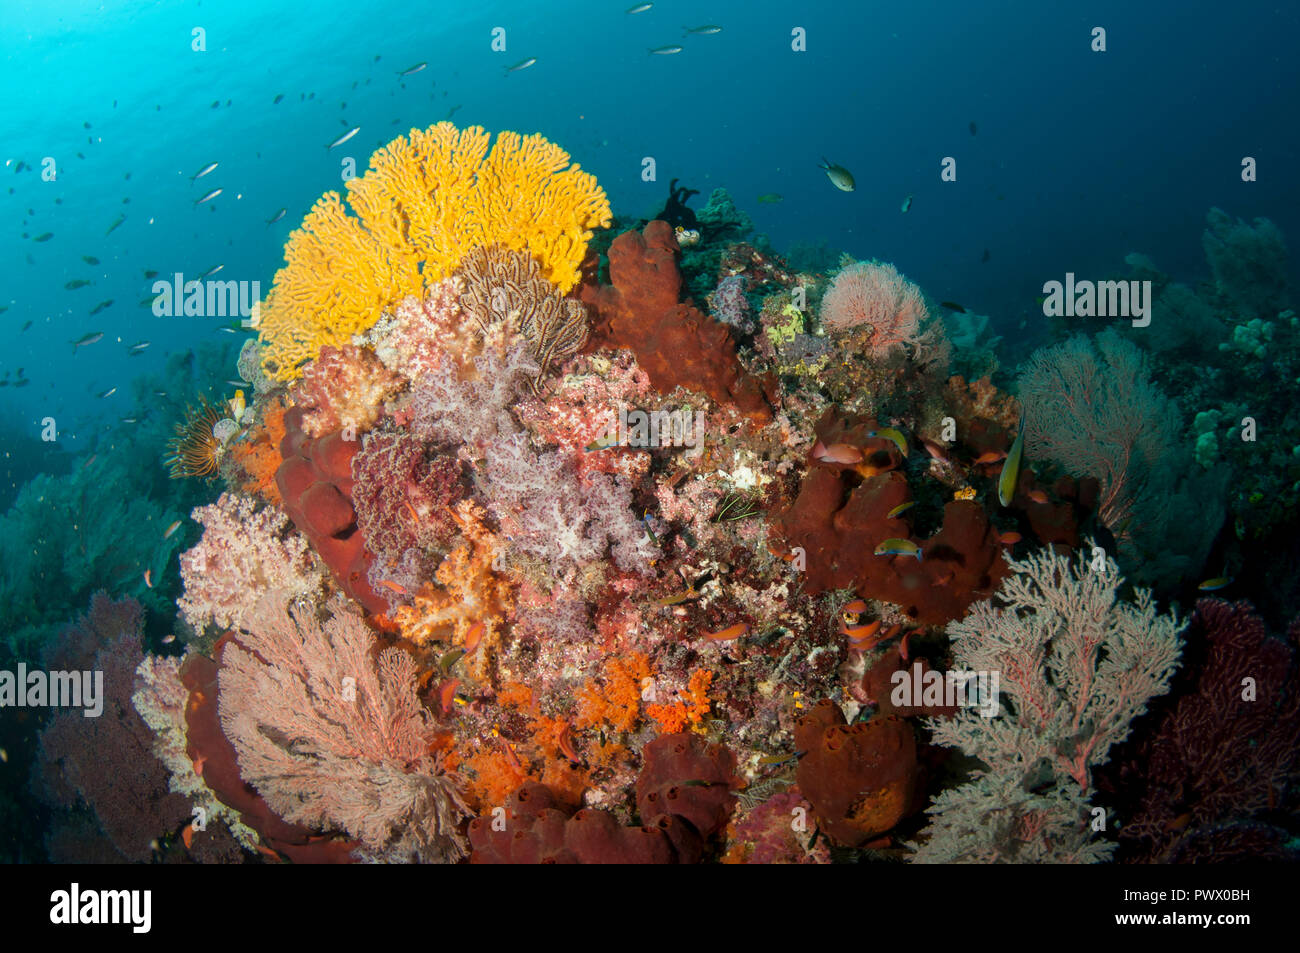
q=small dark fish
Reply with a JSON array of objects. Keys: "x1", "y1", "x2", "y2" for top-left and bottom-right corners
[
  {"x1": 194, "y1": 187, "x2": 223, "y2": 206},
  {"x1": 210, "y1": 100, "x2": 220, "y2": 109},
  {"x1": 273, "y1": 93, "x2": 284, "y2": 104},
  {"x1": 105, "y1": 214, "x2": 126, "y2": 235},
  {"x1": 65, "y1": 279, "x2": 91, "y2": 290},
  {"x1": 88, "y1": 299, "x2": 114, "y2": 315},
  {"x1": 21, "y1": 321, "x2": 31, "y2": 332},
  {"x1": 0, "y1": 381, "x2": 7, "y2": 387},
  {"x1": 72, "y1": 331, "x2": 103, "y2": 350},
  {"x1": 33, "y1": 232, "x2": 53, "y2": 242},
  {"x1": 190, "y1": 161, "x2": 219, "y2": 181},
  {"x1": 0, "y1": 304, "x2": 6, "y2": 313},
  {"x1": 505, "y1": 57, "x2": 537, "y2": 73},
  {"x1": 139, "y1": 295, "x2": 161, "y2": 307},
  {"x1": 143, "y1": 269, "x2": 158, "y2": 279},
  {"x1": 939, "y1": 301, "x2": 967, "y2": 313},
  {"x1": 446, "y1": 104, "x2": 462, "y2": 120},
  {"x1": 15, "y1": 160, "x2": 28, "y2": 173},
  {"x1": 82, "y1": 255, "x2": 99, "y2": 265},
  {"x1": 13, "y1": 378, "x2": 29, "y2": 388},
  {"x1": 649, "y1": 45, "x2": 683, "y2": 55},
  {"x1": 969, "y1": 121, "x2": 977, "y2": 135},
  {"x1": 981, "y1": 248, "x2": 990, "y2": 262},
  {"x1": 265, "y1": 207, "x2": 287, "y2": 226},
  {"x1": 397, "y1": 62, "x2": 427, "y2": 77}
]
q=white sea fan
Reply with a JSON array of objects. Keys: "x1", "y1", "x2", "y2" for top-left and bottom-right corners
[{"x1": 909, "y1": 543, "x2": 1184, "y2": 864}]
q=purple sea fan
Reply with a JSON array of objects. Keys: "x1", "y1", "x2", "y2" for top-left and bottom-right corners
[
  {"x1": 35, "y1": 603, "x2": 191, "y2": 862},
  {"x1": 177, "y1": 492, "x2": 324, "y2": 631},
  {"x1": 218, "y1": 592, "x2": 470, "y2": 863}
]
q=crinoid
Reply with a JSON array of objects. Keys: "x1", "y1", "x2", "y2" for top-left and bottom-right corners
[{"x1": 164, "y1": 395, "x2": 225, "y2": 478}]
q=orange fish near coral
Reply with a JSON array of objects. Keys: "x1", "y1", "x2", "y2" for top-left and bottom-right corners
[
  {"x1": 973, "y1": 451, "x2": 1006, "y2": 465},
  {"x1": 812, "y1": 441, "x2": 864, "y2": 465},
  {"x1": 143, "y1": 569, "x2": 153, "y2": 589},
  {"x1": 439, "y1": 679, "x2": 460, "y2": 714},
  {"x1": 181, "y1": 823, "x2": 194, "y2": 850},
  {"x1": 557, "y1": 723, "x2": 582, "y2": 764},
  {"x1": 704, "y1": 622, "x2": 749, "y2": 642},
  {"x1": 1027, "y1": 490, "x2": 1049, "y2": 504},
  {"x1": 463, "y1": 621, "x2": 486, "y2": 654},
  {"x1": 998, "y1": 531, "x2": 1022, "y2": 545},
  {"x1": 843, "y1": 619, "x2": 882, "y2": 646}
]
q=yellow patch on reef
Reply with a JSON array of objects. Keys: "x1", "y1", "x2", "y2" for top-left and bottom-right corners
[{"x1": 258, "y1": 123, "x2": 612, "y2": 381}]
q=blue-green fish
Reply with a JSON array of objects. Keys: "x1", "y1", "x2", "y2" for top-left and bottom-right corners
[
  {"x1": 901, "y1": 194, "x2": 913, "y2": 213},
  {"x1": 998, "y1": 409, "x2": 1027, "y2": 507},
  {"x1": 819, "y1": 158, "x2": 855, "y2": 192},
  {"x1": 875, "y1": 538, "x2": 923, "y2": 561}
]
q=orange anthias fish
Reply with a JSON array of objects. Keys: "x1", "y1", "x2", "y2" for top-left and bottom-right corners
[
  {"x1": 463, "y1": 621, "x2": 486, "y2": 654},
  {"x1": 1027, "y1": 490, "x2": 1049, "y2": 504},
  {"x1": 812, "y1": 441, "x2": 864, "y2": 465},
  {"x1": 704, "y1": 622, "x2": 749, "y2": 642},
  {"x1": 973, "y1": 450, "x2": 1006, "y2": 465},
  {"x1": 998, "y1": 531, "x2": 1022, "y2": 545},
  {"x1": 842, "y1": 619, "x2": 882, "y2": 646},
  {"x1": 182, "y1": 823, "x2": 195, "y2": 850}
]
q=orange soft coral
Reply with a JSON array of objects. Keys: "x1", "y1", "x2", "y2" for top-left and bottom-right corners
[
  {"x1": 232, "y1": 398, "x2": 287, "y2": 503},
  {"x1": 575, "y1": 652, "x2": 652, "y2": 734},
  {"x1": 646, "y1": 669, "x2": 715, "y2": 735},
  {"x1": 392, "y1": 500, "x2": 514, "y2": 679}
]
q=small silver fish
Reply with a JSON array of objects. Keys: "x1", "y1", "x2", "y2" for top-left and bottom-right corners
[
  {"x1": 72, "y1": 331, "x2": 103, "y2": 351},
  {"x1": 190, "y1": 161, "x2": 219, "y2": 181},
  {"x1": 328, "y1": 126, "x2": 360, "y2": 149},
  {"x1": 626, "y1": 2, "x2": 653, "y2": 12},
  {"x1": 397, "y1": 62, "x2": 427, "y2": 77},
  {"x1": 98, "y1": 387, "x2": 117, "y2": 398},
  {"x1": 129, "y1": 341, "x2": 151, "y2": 353},
  {"x1": 265, "y1": 207, "x2": 287, "y2": 226},
  {"x1": 505, "y1": 57, "x2": 537, "y2": 73},
  {"x1": 820, "y1": 158, "x2": 855, "y2": 192},
  {"x1": 198, "y1": 264, "x2": 224, "y2": 280},
  {"x1": 194, "y1": 187, "x2": 223, "y2": 206},
  {"x1": 649, "y1": 45, "x2": 683, "y2": 55},
  {"x1": 683, "y1": 25, "x2": 722, "y2": 35}
]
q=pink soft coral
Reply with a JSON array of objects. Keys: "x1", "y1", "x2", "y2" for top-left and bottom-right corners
[
  {"x1": 291, "y1": 344, "x2": 406, "y2": 439},
  {"x1": 178, "y1": 492, "x2": 324, "y2": 631}
]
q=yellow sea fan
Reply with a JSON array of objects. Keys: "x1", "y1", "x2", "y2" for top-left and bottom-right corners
[{"x1": 258, "y1": 123, "x2": 611, "y2": 381}]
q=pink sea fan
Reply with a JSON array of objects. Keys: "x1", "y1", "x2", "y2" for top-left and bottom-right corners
[
  {"x1": 820, "y1": 260, "x2": 929, "y2": 354},
  {"x1": 177, "y1": 492, "x2": 323, "y2": 631},
  {"x1": 291, "y1": 343, "x2": 406, "y2": 438},
  {"x1": 218, "y1": 592, "x2": 469, "y2": 862}
]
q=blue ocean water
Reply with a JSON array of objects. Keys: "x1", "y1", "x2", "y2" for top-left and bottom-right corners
[{"x1": 3, "y1": 0, "x2": 1297, "y2": 462}]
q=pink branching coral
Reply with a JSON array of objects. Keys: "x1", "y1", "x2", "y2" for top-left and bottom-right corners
[
  {"x1": 513, "y1": 350, "x2": 654, "y2": 480},
  {"x1": 177, "y1": 492, "x2": 324, "y2": 631},
  {"x1": 362, "y1": 278, "x2": 472, "y2": 381},
  {"x1": 408, "y1": 339, "x2": 537, "y2": 459},
  {"x1": 820, "y1": 260, "x2": 929, "y2": 353},
  {"x1": 708, "y1": 274, "x2": 754, "y2": 333},
  {"x1": 291, "y1": 343, "x2": 406, "y2": 438},
  {"x1": 351, "y1": 429, "x2": 465, "y2": 586},
  {"x1": 218, "y1": 592, "x2": 470, "y2": 862}
]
